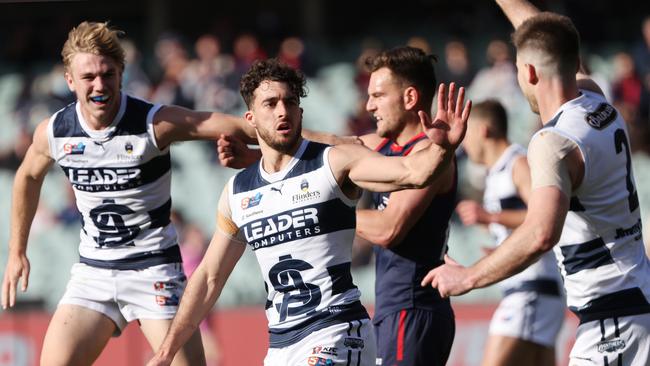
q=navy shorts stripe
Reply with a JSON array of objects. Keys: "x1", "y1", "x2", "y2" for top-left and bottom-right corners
[{"x1": 79, "y1": 244, "x2": 182, "y2": 270}]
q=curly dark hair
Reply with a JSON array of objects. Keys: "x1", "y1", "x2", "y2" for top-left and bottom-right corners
[{"x1": 240, "y1": 58, "x2": 307, "y2": 108}]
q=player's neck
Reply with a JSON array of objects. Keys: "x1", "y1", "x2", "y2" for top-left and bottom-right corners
[
  {"x1": 537, "y1": 78, "x2": 580, "y2": 124},
  {"x1": 393, "y1": 119, "x2": 425, "y2": 146},
  {"x1": 483, "y1": 140, "x2": 511, "y2": 168},
  {"x1": 80, "y1": 97, "x2": 121, "y2": 130},
  {"x1": 259, "y1": 137, "x2": 303, "y2": 174}
]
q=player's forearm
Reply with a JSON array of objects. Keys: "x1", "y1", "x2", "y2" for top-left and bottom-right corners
[
  {"x1": 8, "y1": 171, "x2": 44, "y2": 255},
  {"x1": 489, "y1": 209, "x2": 527, "y2": 229},
  {"x1": 404, "y1": 142, "x2": 450, "y2": 188},
  {"x1": 495, "y1": 0, "x2": 540, "y2": 28},
  {"x1": 467, "y1": 221, "x2": 549, "y2": 289},
  {"x1": 355, "y1": 209, "x2": 403, "y2": 248},
  {"x1": 206, "y1": 112, "x2": 257, "y2": 144},
  {"x1": 157, "y1": 268, "x2": 221, "y2": 359},
  {"x1": 302, "y1": 129, "x2": 361, "y2": 146}
]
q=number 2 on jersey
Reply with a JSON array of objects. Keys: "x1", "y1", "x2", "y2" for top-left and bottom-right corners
[{"x1": 614, "y1": 128, "x2": 639, "y2": 212}]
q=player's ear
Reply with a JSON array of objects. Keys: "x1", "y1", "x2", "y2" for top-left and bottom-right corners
[
  {"x1": 526, "y1": 63, "x2": 539, "y2": 85},
  {"x1": 403, "y1": 86, "x2": 418, "y2": 111},
  {"x1": 64, "y1": 71, "x2": 75, "y2": 92},
  {"x1": 244, "y1": 111, "x2": 256, "y2": 128}
]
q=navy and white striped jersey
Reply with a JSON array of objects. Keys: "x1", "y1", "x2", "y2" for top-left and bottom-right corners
[
  {"x1": 483, "y1": 144, "x2": 562, "y2": 294},
  {"x1": 227, "y1": 140, "x2": 368, "y2": 348},
  {"x1": 46, "y1": 93, "x2": 180, "y2": 269},
  {"x1": 533, "y1": 89, "x2": 650, "y2": 323}
]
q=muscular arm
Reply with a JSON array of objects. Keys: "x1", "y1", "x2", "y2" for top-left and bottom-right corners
[
  {"x1": 355, "y1": 142, "x2": 455, "y2": 248},
  {"x1": 153, "y1": 106, "x2": 257, "y2": 149},
  {"x1": 462, "y1": 186, "x2": 568, "y2": 289},
  {"x1": 2, "y1": 119, "x2": 54, "y2": 308},
  {"x1": 423, "y1": 131, "x2": 579, "y2": 296},
  {"x1": 149, "y1": 187, "x2": 245, "y2": 365}
]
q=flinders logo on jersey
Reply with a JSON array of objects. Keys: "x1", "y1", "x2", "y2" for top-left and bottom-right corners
[
  {"x1": 293, "y1": 179, "x2": 321, "y2": 204},
  {"x1": 241, "y1": 192, "x2": 263, "y2": 209},
  {"x1": 63, "y1": 142, "x2": 86, "y2": 155}
]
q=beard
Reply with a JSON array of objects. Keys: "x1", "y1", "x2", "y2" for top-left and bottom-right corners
[{"x1": 257, "y1": 123, "x2": 302, "y2": 154}]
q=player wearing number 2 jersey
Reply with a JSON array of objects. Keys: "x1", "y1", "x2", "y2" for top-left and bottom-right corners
[
  {"x1": 1, "y1": 21, "x2": 258, "y2": 366},
  {"x1": 146, "y1": 58, "x2": 471, "y2": 366},
  {"x1": 423, "y1": 1, "x2": 650, "y2": 365}
]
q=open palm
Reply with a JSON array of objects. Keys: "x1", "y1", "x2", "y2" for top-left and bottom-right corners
[{"x1": 421, "y1": 82, "x2": 471, "y2": 150}]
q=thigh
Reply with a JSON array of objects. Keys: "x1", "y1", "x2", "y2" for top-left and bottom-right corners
[
  {"x1": 481, "y1": 334, "x2": 555, "y2": 366},
  {"x1": 139, "y1": 318, "x2": 206, "y2": 366},
  {"x1": 375, "y1": 307, "x2": 455, "y2": 366},
  {"x1": 117, "y1": 263, "x2": 187, "y2": 323},
  {"x1": 41, "y1": 304, "x2": 115, "y2": 366},
  {"x1": 489, "y1": 292, "x2": 564, "y2": 347}
]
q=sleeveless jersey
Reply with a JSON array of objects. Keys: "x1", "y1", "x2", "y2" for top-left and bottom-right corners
[
  {"x1": 483, "y1": 144, "x2": 562, "y2": 295},
  {"x1": 228, "y1": 140, "x2": 368, "y2": 348},
  {"x1": 47, "y1": 93, "x2": 180, "y2": 269},
  {"x1": 371, "y1": 133, "x2": 456, "y2": 322},
  {"x1": 533, "y1": 89, "x2": 650, "y2": 323}
]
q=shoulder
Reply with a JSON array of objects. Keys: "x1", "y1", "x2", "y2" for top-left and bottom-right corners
[{"x1": 359, "y1": 133, "x2": 383, "y2": 150}]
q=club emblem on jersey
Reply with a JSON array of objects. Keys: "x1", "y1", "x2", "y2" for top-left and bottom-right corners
[
  {"x1": 241, "y1": 192, "x2": 263, "y2": 209},
  {"x1": 125, "y1": 141, "x2": 133, "y2": 154},
  {"x1": 301, "y1": 179, "x2": 309, "y2": 192},
  {"x1": 596, "y1": 338, "x2": 625, "y2": 353},
  {"x1": 63, "y1": 142, "x2": 86, "y2": 155}
]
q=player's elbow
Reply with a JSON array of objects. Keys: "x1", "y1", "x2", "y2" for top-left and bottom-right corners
[
  {"x1": 373, "y1": 227, "x2": 403, "y2": 249},
  {"x1": 530, "y1": 225, "x2": 560, "y2": 253}
]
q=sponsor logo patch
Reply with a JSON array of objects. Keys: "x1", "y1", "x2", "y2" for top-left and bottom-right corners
[
  {"x1": 155, "y1": 294, "x2": 180, "y2": 306},
  {"x1": 597, "y1": 338, "x2": 626, "y2": 353},
  {"x1": 344, "y1": 337, "x2": 364, "y2": 349},
  {"x1": 312, "y1": 346, "x2": 338, "y2": 356},
  {"x1": 154, "y1": 281, "x2": 178, "y2": 291},
  {"x1": 585, "y1": 103, "x2": 617, "y2": 130},
  {"x1": 241, "y1": 192, "x2": 263, "y2": 210},
  {"x1": 63, "y1": 142, "x2": 86, "y2": 155},
  {"x1": 307, "y1": 356, "x2": 334, "y2": 366}
]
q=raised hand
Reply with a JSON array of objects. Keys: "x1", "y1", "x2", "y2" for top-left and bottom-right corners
[
  {"x1": 421, "y1": 82, "x2": 471, "y2": 150},
  {"x1": 217, "y1": 134, "x2": 261, "y2": 169},
  {"x1": 2, "y1": 252, "x2": 30, "y2": 309}
]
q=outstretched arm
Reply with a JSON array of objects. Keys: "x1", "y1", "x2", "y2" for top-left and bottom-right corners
[
  {"x1": 330, "y1": 83, "x2": 470, "y2": 193},
  {"x1": 355, "y1": 143, "x2": 455, "y2": 248},
  {"x1": 496, "y1": 0, "x2": 604, "y2": 95},
  {"x1": 153, "y1": 106, "x2": 258, "y2": 150},
  {"x1": 422, "y1": 133, "x2": 573, "y2": 296},
  {"x1": 147, "y1": 187, "x2": 246, "y2": 366},
  {"x1": 2, "y1": 119, "x2": 54, "y2": 309},
  {"x1": 495, "y1": 0, "x2": 540, "y2": 28}
]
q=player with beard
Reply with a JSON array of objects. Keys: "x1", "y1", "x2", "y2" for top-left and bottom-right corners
[{"x1": 146, "y1": 58, "x2": 471, "y2": 366}]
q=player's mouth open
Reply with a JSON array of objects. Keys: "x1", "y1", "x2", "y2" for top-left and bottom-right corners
[
  {"x1": 90, "y1": 95, "x2": 110, "y2": 105},
  {"x1": 277, "y1": 122, "x2": 291, "y2": 134}
]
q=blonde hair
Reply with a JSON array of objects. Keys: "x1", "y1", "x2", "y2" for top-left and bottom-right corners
[{"x1": 61, "y1": 21, "x2": 125, "y2": 72}]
